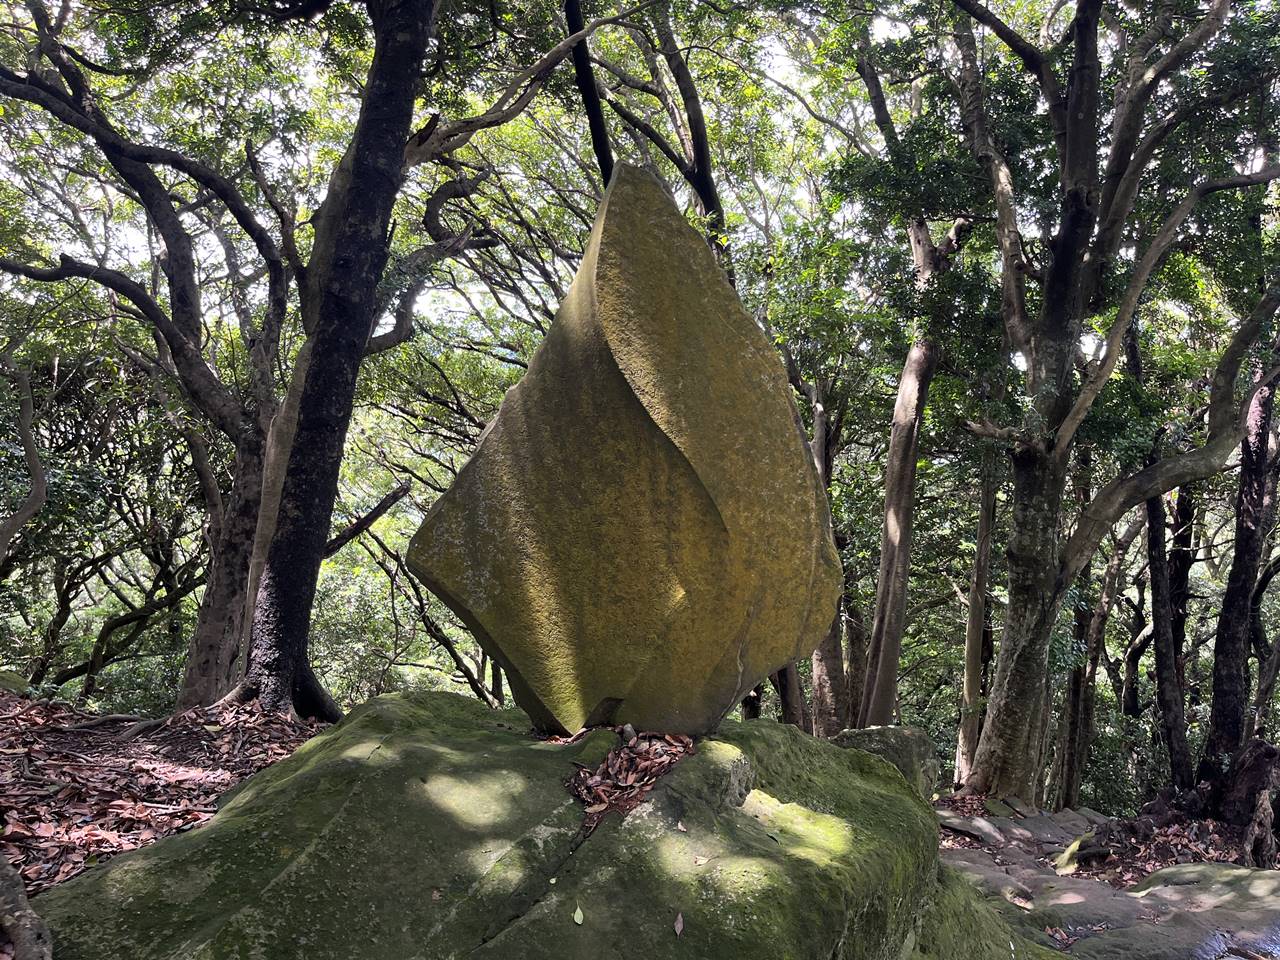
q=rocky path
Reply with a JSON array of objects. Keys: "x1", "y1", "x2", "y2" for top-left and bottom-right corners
[{"x1": 937, "y1": 798, "x2": 1280, "y2": 959}]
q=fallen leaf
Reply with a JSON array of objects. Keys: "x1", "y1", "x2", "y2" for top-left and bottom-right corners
[
  {"x1": 693, "y1": 855, "x2": 709, "y2": 866},
  {"x1": 676, "y1": 821, "x2": 687, "y2": 832},
  {"x1": 674, "y1": 912, "x2": 684, "y2": 936},
  {"x1": 573, "y1": 903, "x2": 584, "y2": 925}
]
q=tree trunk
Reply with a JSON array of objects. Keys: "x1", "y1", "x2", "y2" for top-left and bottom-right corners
[
  {"x1": 810, "y1": 613, "x2": 847, "y2": 738},
  {"x1": 861, "y1": 338, "x2": 940, "y2": 726},
  {"x1": 1146, "y1": 490, "x2": 1195, "y2": 791},
  {"x1": 955, "y1": 451, "x2": 997, "y2": 787},
  {"x1": 771, "y1": 664, "x2": 807, "y2": 729},
  {"x1": 237, "y1": 2, "x2": 437, "y2": 721},
  {"x1": 0, "y1": 358, "x2": 47, "y2": 568},
  {"x1": 564, "y1": 0, "x2": 613, "y2": 187},
  {"x1": 1251, "y1": 555, "x2": 1280, "y2": 736},
  {"x1": 491, "y1": 660, "x2": 505, "y2": 708},
  {"x1": 1122, "y1": 578, "x2": 1152, "y2": 719},
  {"x1": 1169, "y1": 485, "x2": 1195, "y2": 692},
  {"x1": 965, "y1": 446, "x2": 1068, "y2": 797},
  {"x1": 1059, "y1": 519, "x2": 1142, "y2": 808},
  {"x1": 177, "y1": 429, "x2": 264, "y2": 708},
  {"x1": 27, "y1": 560, "x2": 74, "y2": 686},
  {"x1": 1200, "y1": 368, "x2": 1276, "y2": 782},
  {"x1": 843, "y1": 600, "x2": 867, "y2": 728},
  {"x1": 1048, "y1": 559, "x2": 1091, "y2": 809}
]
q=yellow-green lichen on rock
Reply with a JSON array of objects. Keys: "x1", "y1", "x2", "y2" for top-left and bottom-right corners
[{"x1": 406, "y1": 164, "x2": 842, "y2": 735}]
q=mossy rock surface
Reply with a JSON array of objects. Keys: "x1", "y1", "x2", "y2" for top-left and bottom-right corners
[
  {"x1": 35, "y1": 691, "x2": 1003, "y2": 960},
  {"x1": 0, "y1": 668, "x2": 31, "y2": 694}
]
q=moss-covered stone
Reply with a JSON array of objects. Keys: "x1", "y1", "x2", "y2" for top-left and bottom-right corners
[
  {"x1": 831, "y1": 726, "x2": 940, "y2": 800},
  {"x1": 0, "y1": 668, "x2": 31, "y2": 694},
  {"x1": 34, "y1": 691, "x2": 1027, "y2": 960},
  {"x1": 909, "y1": 868, "x2": 1058, "y2": 960},
  {"x1": 407, "y1": 163, "x2": 842, "y2": 735}
]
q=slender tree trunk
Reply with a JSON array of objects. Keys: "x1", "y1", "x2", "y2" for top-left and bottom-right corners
[
  {"x1": 1147, "y1": 490, "x2": 1194, "y2": 791},
  {"x1": 0, "y1": 357, "x2": 48, "y2": 567},
  {"x1": 564, "y1": 0, "x2": 613, "y2": 187},
  {"x1": 862, "y1": 338, "x2": 940, "y2": 726},
  {"x1": 741, "y1": 683, "x2": 764, "y2": 720},
  {"x1": 1200, "y1": 368, "x2": 1276, "y2": 782},
  {"x1": 955, "y1": 451, "x2": 997, "y2": 787},
  {"x1": 491, "y1": 660, "x2": 505, "y2": 708},
  {"x1": 1169, "y1": 485, "x2": 1196, "y2": 692},
  {"x1": 1048, "y1": 558, "x2": 1091, "y2": 809},
  {"x1": 1060, "y1": 520, "x2": 1142, "y2": 808},
  {"x1": 177, "y1": 429, "x2": 264, "y2": 707},
  {"x1": 1122, "y1": 629, "x2": 1153, "y2": 717},
  {"x1": 843, "y1": 599, "x2": 867, "y2": 728},
  {"x1": 27, "y1": 561, "x2": 73, "y2": 685},
  {"x1": 964, "y1": 446, "x2": 1069, "y2": 797},
  {"x1": 810, "y1": 615, "x2": 847, "y2": 738},
  {"x1": 237, "y1": 3, "x2": 437, "y2": 721}
]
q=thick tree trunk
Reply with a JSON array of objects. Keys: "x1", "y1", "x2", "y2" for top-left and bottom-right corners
[
  {"x1": 237, "y1": 3, "x2": 437, "y2": 721},
  {"x1": 177, "y1": 429, "x2": 264, "y2": 708},
  {"x1": 771, "y1": 664, "x2": 807, "y2": 730},
  {"x1": 1252, "y1": 556, "x2": 1280, "y2": 735},
  {"x1": 1200, "y1": 370, "x2": 1276, "y2": 782},
  {"x1": 1146, "y1": 490, "x2": 1195, "y2": 791},
  {"x1": 965, "y1": 446, "x2": 1068, "y2": 797},
  {"x1": 955, "y1": 453, "x2": 997, "y2": 787},
  {"x1": 861, "y1": 338, "x2": 940, "y2": 726}
]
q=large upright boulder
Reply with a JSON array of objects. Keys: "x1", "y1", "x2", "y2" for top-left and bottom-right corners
[{"x1": 408, "y1": 164, "x2": 841, "y2": 734}]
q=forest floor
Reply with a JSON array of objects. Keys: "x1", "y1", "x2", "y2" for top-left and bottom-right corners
[
  {"x1": 937, "y1": 793, "x2": 1250, "y2": 888},
  {"x1": 0, "y1": 689, "x2": 322, "y2": 901},
  {"x1": 3, "y1": 692, "x2": 1274, "y2": 957}
]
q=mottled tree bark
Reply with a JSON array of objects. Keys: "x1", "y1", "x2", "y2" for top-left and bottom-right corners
[
  {"x1": 237, "y1": 2, "x2": 439, "y2": 721},
  {"x1": 810, "y1": 615, "x2": 847, "y2": 738},
  {"x1": 491, "y1": 660, "x2": 505, "y2": 708},
  {"x1": 862, "y1": 338, "x2": 940, "y2": 726},
  {"x1": 1169, "y1": 485, "x2": 1196, "y2": 691},
  {"x1": 1146, "y1": 491, "x2": 1194, "y2": 791},
  {"x1": 564, "y1": 0, "x2": 613, "y2": 187},
  {"x1": 1055, "y1": 519, "x2": 1141, "y2": 809},
  {"x1": 955, "y1": 453, "x2": 997, "y2": 787},
  {"x1": 177, "y1": 430, "x2": 264, "y2": 707},
  {"x1": 1200, "y1": 368, "x2": 1276, "y2": 782},
  {"x1": 842, "y1": 600, "x2": 867, "y2": 728},
  {"x1": 772, "y1": 665, "x2": 808, "y2": 730},
  {"x1": 964, "y1": 445, "x2": 1068, "y2": 796}
]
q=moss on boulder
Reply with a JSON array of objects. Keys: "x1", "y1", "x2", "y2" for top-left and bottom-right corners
[
  {"x1": 35, "y1": 691, "x2": 1041, "y2": 960},
  {"x1": 0, "y1": 669, "x2": 31, "y2": 695},
  {"x1": 832, "y1": 725, "x2": 940, "y2": 801}
]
